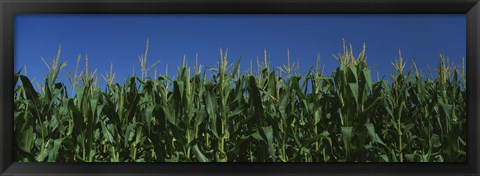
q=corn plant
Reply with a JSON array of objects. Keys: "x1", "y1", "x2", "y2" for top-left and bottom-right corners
[{"x1": 14, "y1": 40, "x2": 466, "y2": 162}]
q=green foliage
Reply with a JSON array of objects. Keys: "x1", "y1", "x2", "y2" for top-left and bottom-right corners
[{"x1": 13, "y1": 42, "x2": 466, "y2": 162}]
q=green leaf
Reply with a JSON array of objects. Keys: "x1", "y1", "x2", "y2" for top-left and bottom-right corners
[
  {"x1": 193, "y1": 144, "x2": 210, "y2": 162},
  {"x1": 341, "y1": 126, "x2": 353, "y2": 157},
  {"x1": 348, "y1": 83, "x2": 359, "y2": 105},
  {"x1": 365, "y1": 123, "x2": 386, "y2": 146},
  {"x1": 19, "y1": 75, "x2": 40, "y2": 108},
  {"x1": 161, "y1": 106, "x2": 176, "y2": 125},
  {"x1": 261, "y1": 126, "x2": 275, "y2": 159},
  {"x1": 47, "y1": 138, "x2": 64, "y2": 162}
]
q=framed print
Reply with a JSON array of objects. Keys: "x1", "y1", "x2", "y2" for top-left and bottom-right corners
[{"x1": 1, "y1": 0, "x2": 480, "y2": 175}]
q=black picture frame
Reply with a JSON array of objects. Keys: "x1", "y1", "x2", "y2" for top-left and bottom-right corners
[{"x1": 1, "y1": 0, "x2": 479, "y2": 175}]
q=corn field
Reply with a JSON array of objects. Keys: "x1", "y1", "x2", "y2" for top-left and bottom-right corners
[{"x1": 13, "y1": 41, "x2": 466, "y2": 162}]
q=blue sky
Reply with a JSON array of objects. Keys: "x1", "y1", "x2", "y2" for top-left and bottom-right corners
[{"x1": 15, "y1": 14, "x2": 465, "y2": 89}]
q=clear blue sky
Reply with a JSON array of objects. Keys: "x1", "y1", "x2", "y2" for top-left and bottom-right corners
[{"x1": 15, "y1": 14, "x2": 465, "y2": 89}]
